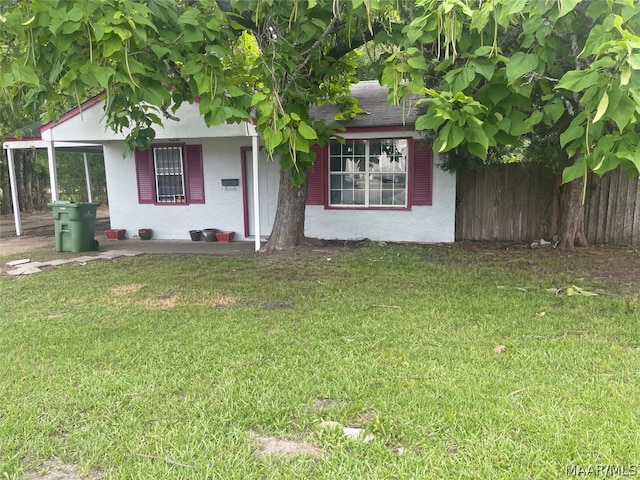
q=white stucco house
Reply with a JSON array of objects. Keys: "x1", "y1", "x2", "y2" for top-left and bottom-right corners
[{"x1": 6, "y1": 81, "x2": 456, "y2": 248}]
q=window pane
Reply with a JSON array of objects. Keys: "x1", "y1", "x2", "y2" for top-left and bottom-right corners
[
  {"x1": 328, "y1": 138, "x2": 409, "y2": 208},
  {"x1": 330, "y1": 157, "x2": 343, "y2": 172},
  {"x1": 154, "y1": 146, "x2": 184, "y2": 203},
  {"x1": 393, "y1": 189, "x2": 406, "y2": 205}
]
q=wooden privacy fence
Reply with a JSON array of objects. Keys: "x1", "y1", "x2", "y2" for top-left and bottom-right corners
[{"x1": 455, "y1": 163, "x2": 640, "y2": 247}]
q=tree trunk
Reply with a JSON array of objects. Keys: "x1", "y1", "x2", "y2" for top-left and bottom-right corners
[
  {"x1": 262, "y1": 169, "x2": 308, "y2": 252},
  {"x1": 558, "y1": 176, "x2": 588, "y2": 249}
]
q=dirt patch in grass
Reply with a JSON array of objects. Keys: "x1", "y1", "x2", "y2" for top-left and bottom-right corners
[
  {"x1": 23, "y1": 458, "x2": 103, "y2": 480},
  {"x1": 110, "y1": 283, "x2": 146, "y2": 296},
  {"x1": 254, "y1": 434, "x2": 322, "y2": 458},
  {"x1": 454, "y1": 241, "x2": 640, "y2": 292}
]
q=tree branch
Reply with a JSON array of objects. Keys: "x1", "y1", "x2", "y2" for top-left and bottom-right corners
[{"x1": 287, "y1": 11, "x2": 345, "y2": 90}]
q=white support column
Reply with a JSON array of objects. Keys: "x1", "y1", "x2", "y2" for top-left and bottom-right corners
[
  {"x1": 47, "y1": 141, "x2": 59, "y2": 201},
  {"x1": 83, "y1": 152, "x2": 93, "y2": 202},
  {"x1": 251, "y1": 133, "x2": 261, "y2": 251},
  {"x1": 6, "y1": 147, "x2": 22, "y2": 236}
]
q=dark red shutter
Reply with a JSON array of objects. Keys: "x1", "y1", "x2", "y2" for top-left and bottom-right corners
[
  {"x1": 184, "y1": 144, "x2": 205, "y2": 204},
  {"x1": 306, "y1": 144, "x2": 326, "y2": 205},
  {"x1": 135, "y1": 149, "x2": 155, "y2": 204},
  {"x1": 411, "y1": 140, "x2": 433, "y2": 206}
]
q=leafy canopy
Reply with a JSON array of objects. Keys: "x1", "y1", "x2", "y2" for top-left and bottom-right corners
[
  {"x1": 381, "y1": 0, "x2": 640, "y2": 183},
  {"x1": 0, "y1": 0, "x2": 400, "y2": 185},
  {"x1": 3, "y1": 0, "x2": 640, "y2": 187}
]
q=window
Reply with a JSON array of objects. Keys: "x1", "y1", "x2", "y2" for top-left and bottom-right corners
[
  {"x1": 135, "y1": 144, "x2": 205, "y2": 205},
  {"x1": 307, "y1": 138, "x2": 433, "y2": 208},
  {"x1": 329, "y1": 138, "x2": 408, "y2": 207},
  {"x1": 154, "y1": 146, "x2": 186, "y2": 203}
]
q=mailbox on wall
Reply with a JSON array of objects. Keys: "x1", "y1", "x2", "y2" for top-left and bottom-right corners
[{"x1": 221, "y1": 178, "x2": 239, "y2": 187}]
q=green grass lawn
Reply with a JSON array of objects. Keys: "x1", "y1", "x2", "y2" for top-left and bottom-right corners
[{"x1": 1, "y1": 245, "x2": 639, "y2": 479}]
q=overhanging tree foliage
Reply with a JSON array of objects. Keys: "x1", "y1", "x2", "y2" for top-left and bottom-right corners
[
  {"x1": 381, "y1": 0, "x2": 640, "y2": 247},
  {"x1": 2, "y1": 0, "x2": 640, "y2": 249},
  {"x1": 0, "y1": 0, "x2": 399, "y2": 250}
]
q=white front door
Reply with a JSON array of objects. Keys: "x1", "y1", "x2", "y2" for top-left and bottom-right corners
[{"x1": 245, "y1": 150, "x2": 280, "y2": 237}]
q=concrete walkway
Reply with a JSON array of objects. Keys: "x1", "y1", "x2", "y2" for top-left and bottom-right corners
[
  {"x1": 2, "y1": 208, "x2": 261, "y2": 276},
  {"x1": 4, "y1": 239, "x2": 259, "y2": 276}
]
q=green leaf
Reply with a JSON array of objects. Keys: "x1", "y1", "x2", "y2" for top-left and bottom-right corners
[
  {"x1": 11, "y1": 64, "x2": 40, "y2": 86},
  {"x1": 262, "y1": 127, "x2": 284, "y2": 151},
  {"x1": 543, "y1": 99, "x2": 565, "y2": 125},
  {"x1": 592, "y1": 92, "x2": 609, "y2": 123},
  {"x1": 557, "y1": 0, "x2": 581, "y2": 18},
  {"x1": 616, "y1": 145, "x2": 640, "y2": 174},
  {"x1": 620, "y1": 67, "x2": 631, "y2": 86},
  {"x1": 447, "y1": 125, "x2": 465, "y2": 151},
  {"x1": 505, "y1": 52, "x2": 539, "y2": 85},
  {"x1": 444, "y1": 68, "x2": 475, "y2": 93},
  {"x1": 500, "y1": 0, "x2": 527, "y2": 19},
  {"x1": 525, "y1": 110, "x2": 544, "y2": 129},
  {"x1": 608, "y1": 94, "x2": 636, "y2": 131},
  {"x1": 177, "y1": 8, "x2": 199, "y2": 26},
  {"x1": 91, "y1": 65, "x2": 115, "y2": 88},
  {"x1": 62, "y1": 21, "x2": 82, "y2": 35},
  {"x1": 560, "y1": 123, "x2": 585, "y2": 148},
  {"x1": 103, "y1": 35, "x2": 122, "y2": 57},
  {"x1": 407, "y1": 55, "x2": 428, "y2": 71},
  {"x1": 151, "y1": 45, "x2": 171, "y2": 59},
  {"x1": 298, "y1": 121, "x2": 318, "y2": 140},
  {"x1": 415, "y1": 114, "x2": 445, "y2": 131},
  {"x1": 67, "y1": 6, "x2": 84, "y2": 22},
  {"x1": 628, "y1": 53, "x2": 640, "y2": 70},
  {"x1": 465, "y1": 127, "x2": 489, "y2": 150},
  {"x1": 556, "y1": 70, "x2": 600, "y2": 92},
  {"x1": 466, "y1": 141, "x2": 487, "y2": 160},
  {"x1": 562, "y1": 157, "x2": 586, "y2": 184},
  {"x1": 251, "y1": 92, "x2": 267, "y2": 107},
  {"x1": 472, "y1": 59, "x2": 495, "y2": 81}
]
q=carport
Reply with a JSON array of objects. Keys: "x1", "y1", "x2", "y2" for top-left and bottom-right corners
[{"x1": 2, "y1": 134, "x2": 103, "y2": 236}]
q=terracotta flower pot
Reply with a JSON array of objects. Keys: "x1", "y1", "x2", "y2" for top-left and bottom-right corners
[
  {"x1": 105, "y1": 229, "x2": 126, "y2": 240},
  {"x1": 215, "y1": 231, "x2": 235, "y2": 243}
]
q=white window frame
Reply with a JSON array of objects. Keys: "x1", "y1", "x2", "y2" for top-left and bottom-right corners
[
  {"x1": 153, "y1": 145, "x2": 186, "y2": 204},
  {"x1": 328, "y1": 138, "x2": 408, "y2": 208}
]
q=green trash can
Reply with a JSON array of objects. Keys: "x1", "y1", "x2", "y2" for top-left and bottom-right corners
[{"x1": 48, "y1": 201, "x2": 100, "y2": 252}]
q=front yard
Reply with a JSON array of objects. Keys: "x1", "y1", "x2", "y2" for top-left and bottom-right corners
[{"x1": 1, "y1": 244, "x2": 639, "y2": 479}]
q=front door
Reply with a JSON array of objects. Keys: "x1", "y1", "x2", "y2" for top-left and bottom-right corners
[{"x1": 245, "y1": 149, "x2": 280, "y2": 237}]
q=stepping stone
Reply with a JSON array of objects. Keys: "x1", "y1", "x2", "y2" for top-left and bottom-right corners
[
  {"x1": 73, "y1": 256, "x2": 98, "y2": 263},
  {"x1": 7, "y1": 265, "x2": 42, "y2": 276},
  {"x1": 6, "y1": 258, "x2": 31, "y2": 266},
  {"x1": 48, "y1": 259, "x2": 76, "y2": 266}
]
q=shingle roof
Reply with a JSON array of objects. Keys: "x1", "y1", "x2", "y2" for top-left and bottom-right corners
[{"x1": 310, "y1": 80, "x2": 419, "y2": 128}]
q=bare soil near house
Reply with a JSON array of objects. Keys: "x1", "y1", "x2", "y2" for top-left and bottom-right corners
[
  {"x1": 0, "y1": 207, "x2": 110, "y2": 256},
  {"x1": 454, "y1": 240, "x2": 640, "y2": 292},
  {"x1": 1, "y1": 208, "x2": 639, "y2": 290}
]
